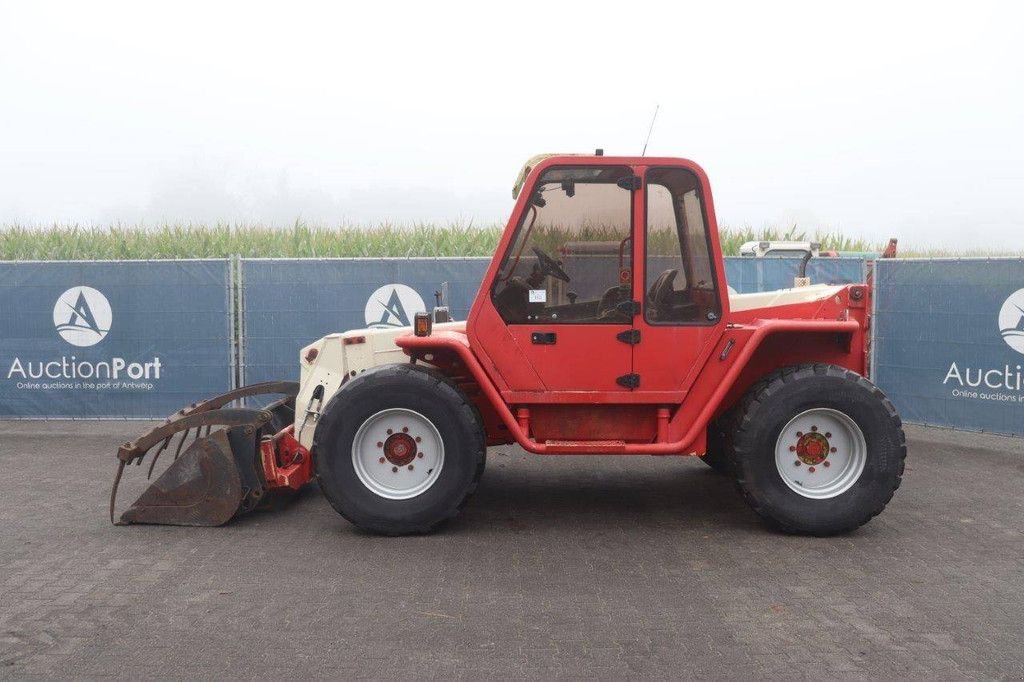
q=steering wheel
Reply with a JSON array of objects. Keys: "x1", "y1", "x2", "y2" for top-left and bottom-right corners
[
  {"x1": 646, "y1": 269, "x2": 678, "y2": 319},
  {"x1": 531, "y1": 247, "x2": 571, "y2": 282}
]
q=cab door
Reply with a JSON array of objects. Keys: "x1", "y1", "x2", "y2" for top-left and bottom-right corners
[
  {"x1": 632, "y1": 165, "x2": 727, "y2": 397},
  {"x1": 482, "y1": 164, "x2": 638, "y2": 395}
]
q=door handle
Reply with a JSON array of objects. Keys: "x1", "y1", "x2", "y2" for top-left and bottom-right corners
[{"x1": 531, "y1": 332, "x2": 556, "y2": 345}]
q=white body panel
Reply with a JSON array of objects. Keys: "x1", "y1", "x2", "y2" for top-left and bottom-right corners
[
  {"x1": 739, "y1": 240, "x2": 821, "y2": 257},
  {"x1": 728, "y1": 284, "x2": 843, "y2": 312},
  {"x1": 292, "y1": 321, "x2": 464, "y2": 449}
]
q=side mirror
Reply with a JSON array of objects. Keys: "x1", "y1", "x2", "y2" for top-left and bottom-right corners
[{"x1": 560, "y1": 180, "x2": 575, "y2": 198}]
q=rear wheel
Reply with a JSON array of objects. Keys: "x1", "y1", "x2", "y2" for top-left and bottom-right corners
[
  {"x1": 313, "y1": 364, "x2": 486, "y2": 535},
  {"x1": 730, "y1": 364, "x2": 905, "y2": 535}
]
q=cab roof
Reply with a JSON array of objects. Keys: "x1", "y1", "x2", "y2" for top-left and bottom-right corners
[
  {"x1": 512, "y1": 154, "x2": 580, "y2": 199},
  {"x1": 511, "y1": 153, "x2": 706, "y2": 199}
]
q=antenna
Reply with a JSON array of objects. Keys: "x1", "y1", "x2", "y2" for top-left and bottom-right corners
[{"x1": 641, "y1": 104, "x2": 660, "y2": 156}]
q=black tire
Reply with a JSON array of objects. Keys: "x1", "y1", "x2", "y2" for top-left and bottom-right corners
[
  {"x1": 701, "y1": 413, "x2": 736, "y2": 475},
  {"x1": 730, "y1": 364, "x2": 906, "y2": 536},
  {"x1": 313, "y1": 363, "x2": 486, "y2": 535}
]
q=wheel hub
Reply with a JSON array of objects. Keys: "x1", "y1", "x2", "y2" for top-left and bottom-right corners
[
  {"x1": 774, "y1": 408, "x2": 867, "y2": 500},
  {"x1": 795, "y1": 431, "x2": 830, "y2": 465},
  {"x1": 352, "y1": 408, "x2": 445, "y2": 500},
  {"x1": 383, "y1": 432, "x2": 417, "y2": 466}
]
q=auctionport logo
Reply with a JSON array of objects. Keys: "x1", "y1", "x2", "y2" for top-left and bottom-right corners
[
  {"x1": 943, "y1": 288, "x2": 1024, "y2": 402},
  {"x1": 6, "y1": 284, "x2": 162, "y2": 391},
  {"x1": 53, "y1": 286, "x2": 111, "y2": 347},
  {"x1": 365, "y1": 284, "x2": 426, "y2": 329},
  {"x1": 998, "y1": 288, "x2": 1024, "y2": 355}
]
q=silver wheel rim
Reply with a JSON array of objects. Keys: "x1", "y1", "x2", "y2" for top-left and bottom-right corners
[
  {"x1": 352, "y1": 408, "x2": 445, "y2": 500},
  {"x1": 774, "y1": 408, "x2": 867, "y2": 500}
]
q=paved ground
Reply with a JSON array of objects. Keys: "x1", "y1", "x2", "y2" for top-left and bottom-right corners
[{"x1": 1, "y1": 422, "x2": 1022, "y2": 680}]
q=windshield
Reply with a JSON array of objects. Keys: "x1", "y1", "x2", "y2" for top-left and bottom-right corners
[{"x1": 492, "y1": 166, "x2": 634, "y2": 324}]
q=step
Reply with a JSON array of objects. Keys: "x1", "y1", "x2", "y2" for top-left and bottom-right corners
[{"x1": 543, "y1": 439, "x2": 627, "y2": 451}]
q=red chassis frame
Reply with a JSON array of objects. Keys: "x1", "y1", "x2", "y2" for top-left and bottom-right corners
[{"x1": 393, "y1": 155, "x2": 869, "y2": 457}]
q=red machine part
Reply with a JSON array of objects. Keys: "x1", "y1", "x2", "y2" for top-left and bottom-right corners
[{"x1": 260, "y1": 425, "x2": 313, "y2": 491}]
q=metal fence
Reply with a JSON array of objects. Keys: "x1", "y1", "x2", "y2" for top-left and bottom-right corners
[
  {"x1": 0, "y1": 260, "x2": 233, "y2": 418},
  {"x1": 872, "y1": 258, "x2": 1024, "y2": 436},
  {"x1": 9, "y1": 255, "x2": 1024, "y2": 438}
]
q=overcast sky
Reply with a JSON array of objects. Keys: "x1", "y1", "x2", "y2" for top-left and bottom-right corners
[{"x1": 1, "y1": 1, "x2": 1022, "y2": 248}]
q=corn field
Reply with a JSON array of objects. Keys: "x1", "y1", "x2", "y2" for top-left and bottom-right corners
[{"x1": 0, "y1": 222, "x2": 1005, "y2": 260}]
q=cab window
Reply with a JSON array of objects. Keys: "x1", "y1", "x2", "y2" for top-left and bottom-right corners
[
  {"x1": 645, "y1": 167, "x2": 720, "y2": 324},
  {"x1": 492, "y1": 166, "x2": 634, "y2": 324}
]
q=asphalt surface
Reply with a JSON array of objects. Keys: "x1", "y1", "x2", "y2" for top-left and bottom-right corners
[{"x1": 1, "y1": 421, "x2": 1023, "y2": 680}]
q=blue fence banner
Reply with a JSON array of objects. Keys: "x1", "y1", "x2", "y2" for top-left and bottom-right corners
[
  {"x1": 240, "y1": 258, "x2": 489, "y2": 386},
  {"x1": 873, "y1": 258, "x2": 1024, "y2": 436},
  {"x1": 0, "y1": 255, "x2": 868, "y2": 418},
  {"x1": 723, "y1": 257, "x2": 866, "y2": 294},
  {"x1": 0, "y1": 260, "x2": 233, "y2": 418}
]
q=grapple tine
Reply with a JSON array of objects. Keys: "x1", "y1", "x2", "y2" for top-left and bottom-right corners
[
  {"x1": 118, "y1": 408, "x2": 270, "y2": 464},
  {"x1": 110, "y1": 460, "x2": 126, "y2": 525},
  {"x1": 146, "y1": 437, "x2": 173, "y2": 480},
  {"x1": 173, "y1": 428, "x2": 191, "y2": 461}
]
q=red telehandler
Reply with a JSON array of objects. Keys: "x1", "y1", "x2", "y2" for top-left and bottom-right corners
[{"x1": 111, "y1": 154, "x2": 905, "y2": 535}]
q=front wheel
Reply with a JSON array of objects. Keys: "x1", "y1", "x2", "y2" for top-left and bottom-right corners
[
  {"x1": 313, "y1": 364, "x2": 486, "y2": 535},
  {"x1": 731, "y1": 364, "x2": 906, "y2": 535}
]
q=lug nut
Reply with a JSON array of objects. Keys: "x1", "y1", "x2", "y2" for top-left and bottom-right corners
[
  {"x1": 417, "y1": 452, "x2": 424, "y2": 458},
  {"x1": 402, "y1": 427, "x2": 409, "y2": 433},
  {"x1": 796, "y1": 431, "x2": 803, "y2": 437},
  {"x1": 415, "y1": 436, "x2": 421, "y2": 443},
  {"x1": 830, "y1": 447, "x2": 837, "y2": 453},
  {"x1": 379, "y1": 457, "x2": 385, "y2": 464},
  {"x1": 377, "y1": 441, "x2": 383, "y2": 448},
  {"x1": 823, "y1": 461, "x2": 831, "y2": 468},
  {"x1": 825, "y1": 432, "x2": 832, "y2": 438},
  {"x1": 789, "y1": 446, "x2": 796, "y2": 452},
  {"x1": 811, "y1": 425, "x2": 818, "y2": 432},
  {"x1": 794, "y1": 460, "x2": 802, "y2": 466},
  {"x1": 392, "y1": 466, "x2": 398, "y2": 473},
  {"x1": 808, "y1": 466, "x2": 816, "y2": 473},
  {"x1": 408, "y1": 465, "x2": 414, "y2": 471},
  {"x1": 387, "y1": 429, "x2": 393, "y2": 435}
]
